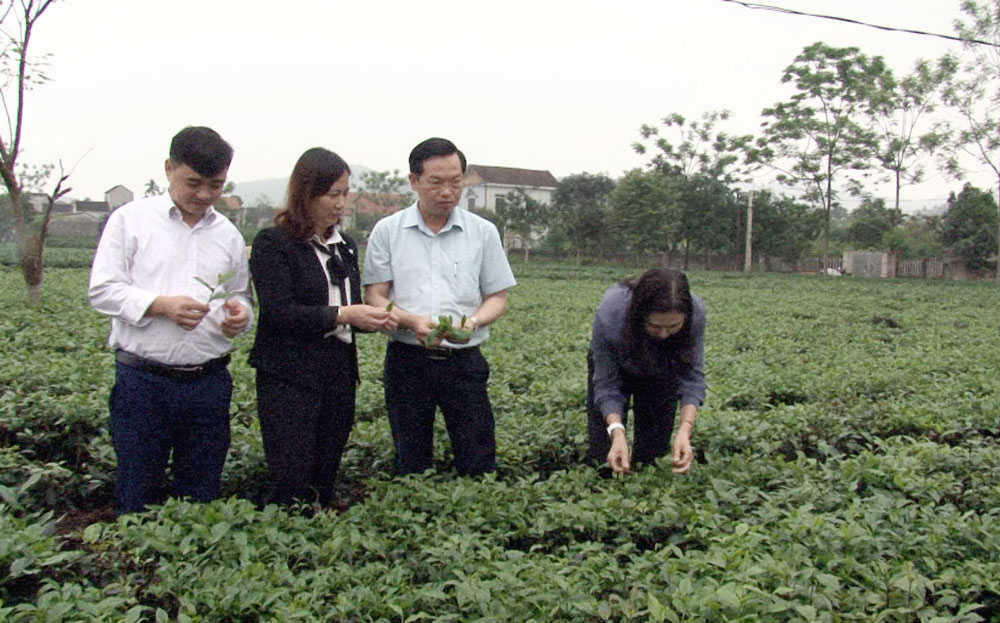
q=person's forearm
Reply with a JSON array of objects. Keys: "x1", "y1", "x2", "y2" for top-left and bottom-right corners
[
  {"x1": 470, "y1": 291, "x2": 508, "y2": 328},
  {"x1": 677, "y1": 404, "x2": 697, "y2": 431}
]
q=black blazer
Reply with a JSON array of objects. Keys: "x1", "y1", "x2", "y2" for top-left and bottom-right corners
[{"x1": 248, "y1": 226, "x2": 362, "y2": 388}]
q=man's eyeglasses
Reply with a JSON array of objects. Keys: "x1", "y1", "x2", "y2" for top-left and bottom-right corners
[{"x1": 422, "y1": 178, "x2": 465, "y2": 191}]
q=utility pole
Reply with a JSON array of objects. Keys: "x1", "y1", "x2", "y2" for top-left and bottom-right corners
[{"x1": 743, "y1": 189, "x2": 754, "y2": 272}]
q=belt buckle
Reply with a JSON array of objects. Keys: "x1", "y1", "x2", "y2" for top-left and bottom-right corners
[{"x1": 425, "y1": 347, "x2": 451, "y2": 361}]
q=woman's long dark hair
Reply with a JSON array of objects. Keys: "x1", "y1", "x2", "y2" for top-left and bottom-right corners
[
  {"x1": 620, "y1": 268, "x2": 695, "y2": 370},
  {"x1": 274, "y1": 147, "x2": 351, "y2": 241}
]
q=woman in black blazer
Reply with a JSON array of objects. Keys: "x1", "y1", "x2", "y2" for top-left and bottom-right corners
[{"x1": 249, "y1": 147, "x2": 396, "y2": 506}]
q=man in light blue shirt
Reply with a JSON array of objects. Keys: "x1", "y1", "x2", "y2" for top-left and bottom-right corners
[{"x1": 364, "y1": 137, "x2": 516, "y2": 476}]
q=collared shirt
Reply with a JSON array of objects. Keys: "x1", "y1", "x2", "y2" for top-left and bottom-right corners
[
  {"x1": 362, "y1": 202, "x2": 516, "y2": 348},
  {"x1": 590, "y1": 283, "x2": 707, "y2": 418},
  {"x1": 310, "y1": 229, "x2": 352, "y2": 344},
  {"x1": 89, "y1": 193, "x2": 254, "y2": 366}
]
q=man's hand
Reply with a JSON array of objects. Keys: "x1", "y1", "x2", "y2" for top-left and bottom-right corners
[
  {"x1": 220, "y1": 299, "x2": 250, "y2": 338},
  {"x1": 671, "y1": 426, "x2": 694, "y2": 474},
  {"x1": 148, "y1": 295, "x2": 209, "y2": 330},
  {"x1": 410, "y1": 315, "x2": 438, "y2": 345},
  {"x1": 607, "y1": 429, "x2": 631, "y2": 473},
  {"x1": 339, "y1": 305, "x2": 399, "y2": 332}
]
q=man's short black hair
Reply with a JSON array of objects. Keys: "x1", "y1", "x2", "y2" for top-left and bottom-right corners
[
  {"x1": 169, "y1": 126, "x2": 234, "y2": 177},
  {"x1": 409, "y1": 137, "x2": 467, "y2": 176}
]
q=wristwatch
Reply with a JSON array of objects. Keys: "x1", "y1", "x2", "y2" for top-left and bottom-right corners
[{"x1": 606, "y1": 422, "x2": 625, "y2": 438}]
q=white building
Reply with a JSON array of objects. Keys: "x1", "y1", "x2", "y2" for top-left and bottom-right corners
[{"x1": 463, "y1": 165, "x2": 558, "y2": 213}]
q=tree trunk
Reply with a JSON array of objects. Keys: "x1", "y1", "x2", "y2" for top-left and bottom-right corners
[{"x1": 18, "y1": 230, "x2": 44, "y2": 305}]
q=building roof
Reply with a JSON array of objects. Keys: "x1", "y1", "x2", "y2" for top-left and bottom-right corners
[
  {"x1": 75, "y1": 200, "x2": 110, "y2": 212},
  {"x1": 105, "y1": 184, "x2": 132, "y2": 195},
  {"x1": 349, "y1": 191, "x2": 411, "y2": 216},
  {"x1": 466, "y1": 165, "x2": 558, "y2": 188},
  {"x1": 217, "y1": 196, "x2": 244, "y2": 210}
]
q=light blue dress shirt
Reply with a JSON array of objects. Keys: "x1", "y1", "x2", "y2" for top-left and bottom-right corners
[{"x1": 363, "y1": 203, "x2": 516, "y2": 348}]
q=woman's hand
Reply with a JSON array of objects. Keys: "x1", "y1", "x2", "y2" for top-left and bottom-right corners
[
  {"x1": 607, "y1": 429, "x2": 631, "y2": 473},
  {"x1": 340, "y1": 304, "x2": 398, "y2": 332},
  {"x1": 671, "y1": 426, "x2": 694, "y2": 473}
]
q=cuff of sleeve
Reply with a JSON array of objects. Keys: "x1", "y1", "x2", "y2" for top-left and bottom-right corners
[
  {"x1": 127, "y1": 292, "x2": 160, "y2": 327},
  {"x1": 600, "y1": 402, "x2": 625, "y2": 420},
  {"x1": 323, "y1": 306, "x2": 339, "y2": 331},
  {"x1": 680, "y1": 395, "x2": 703, "y2": 408}
]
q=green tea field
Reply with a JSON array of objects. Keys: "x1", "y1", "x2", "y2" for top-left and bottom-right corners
[{"x1": 1, "y1": 264, "x2": 998, "y2": 622}]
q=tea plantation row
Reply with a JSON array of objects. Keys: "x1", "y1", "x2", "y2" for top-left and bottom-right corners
[{"x1": 1, "y1": 264, "x2": 998, "y2": 622}]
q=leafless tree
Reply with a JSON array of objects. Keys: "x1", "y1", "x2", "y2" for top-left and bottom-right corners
[{"x1": 0, "y1": 0, "x2": 73, "y2": 304}]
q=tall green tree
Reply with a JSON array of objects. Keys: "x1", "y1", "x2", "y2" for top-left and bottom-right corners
[
  {"x1": 633, "y1": 110, "x2": 754, "y2": 182},
  {"x1": 868, "y1": 58, "x2": 949, "y2": 214},
  {"x1": 846, "y1": 197, "x2": 896, "y2": 250},
  {"x1": 0, "y1": 0, "x2": 71, "y2": 304},
  {"x1": 759, "y1": 43, "x2": 892, "y2": 268},
  {"x1": 548, "y1": 172, "x2": 615, "y2": 263},
  {"x1": 608, "y1": 169, "x2": 681, "y2": 256},
  {"x1": 750, "y1": 190, "x2": 824, "y2": 265},
  {"x1": 676, "y1": 174, "x2": 740, "y2": 267},
  {"x1": 494, "y1": 188, "x2": 547, "y2": 262},
  {"x1": 938, "y1": 0, "x2": 1000, "y2": 280},
  {"x1": 941, "y1": 183, "x2": 998, "y2": 275},
  {"x1": 633, "y1": 110, "x2": 754, "y2": 264}
]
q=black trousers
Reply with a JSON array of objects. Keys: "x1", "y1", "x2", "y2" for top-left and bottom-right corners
[
  {"x1": 586, "y1": 350, "x2": 678, "y2": 465},
  {"x1": 384, "y1": 341, "x2": 496, "y2": 476},
  {"x1": 255, "y1": 341, "x2": 356, "y2": 506}
]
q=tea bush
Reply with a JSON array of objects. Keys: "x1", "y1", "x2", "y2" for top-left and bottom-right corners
[{"x1": 1, "y1": 264, "x2": 998, "y2": 621}]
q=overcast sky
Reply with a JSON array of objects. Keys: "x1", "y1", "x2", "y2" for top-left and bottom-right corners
[{"x1": 15, "y1": 0, "x2": 986, "y2": 211}]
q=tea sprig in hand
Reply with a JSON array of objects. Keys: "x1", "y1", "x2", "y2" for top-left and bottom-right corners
[{"x1": 194, "y1": 271, "x2": 236, "y2": 303}]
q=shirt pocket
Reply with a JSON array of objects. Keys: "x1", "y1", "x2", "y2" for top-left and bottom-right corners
[{"x1": 451, "y1": 260, "x2": 481, "y2": 307}]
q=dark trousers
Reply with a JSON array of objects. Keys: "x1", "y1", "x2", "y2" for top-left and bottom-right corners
[
  {"x1": 256, "y1": 349, "x2": 356, "y2": 506},
  {"x1": 384, "y1": 341, "x2": 496, "y2": 476},
  {"x1": 586, "y1": 350, "x2": 677, "y2": 465},
  {"x1": 109, "y1": 362, "x2": 232, "y2": 515}
]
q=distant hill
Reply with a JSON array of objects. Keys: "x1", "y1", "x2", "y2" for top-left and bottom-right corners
[
  {"x1": 231, "y1": 178, "x2": 288, "y2": 208},
  {"x1": 232, "y1": 164, "x2": 383, "y2": 208}
]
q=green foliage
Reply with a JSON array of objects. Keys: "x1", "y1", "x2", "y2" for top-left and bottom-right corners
[
  {"x1": 423, "y1": 315, "x2": 472, "y2": 347},
  {"x1": 547, "y1": 172, "x2": 615, "y2": 260},
  {"x1": 633, "y1": 110, "x2": 754, "y2": 184},
  {"x1": 193, "y1": 271, "x2": 237, "y2": 303},
  {"x1": 495, "y1": 188, "x2": 547, "y2": 260},
  {"x1": 609, "y1": 169, "x2": 682, "y2": 254},
  {"x1": 751, "y1": 191, "x2": 823, "y2": 263},
  {"x1": 1, "y1": 266, "x2": 1000, "y2": 621},
  {"x1": 759, "y1": 43, "x2": 893, "y2": 262},
  {"x1": 941, "y1": 183, "x2": 998, "y2": 273},
  {"x1": 846, "y1": 197, "x2": 896, "y2": 250}
]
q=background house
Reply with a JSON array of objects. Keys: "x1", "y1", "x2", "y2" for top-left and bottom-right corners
[
  {"x1": 463, "y1": 165, "x2": 557, "y2": 213},
  {"x1": 104, "y1": 184, "x2": 133, "y2": 210}
]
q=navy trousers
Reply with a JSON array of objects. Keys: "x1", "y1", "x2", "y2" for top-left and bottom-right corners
[
  {"x1": 384, "y1": 341, "x2": 496, "y2": 476},
  {"x1": 109, "y1": 362, "x2": 232, "y2": 515},
  {"x1": 586, "y1": 350, "x2": 677, "y2": 466}
]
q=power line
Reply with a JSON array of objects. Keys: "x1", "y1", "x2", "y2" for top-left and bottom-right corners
[{"x1": 720, "y1": 0, "x2": 999, "y2": 48}]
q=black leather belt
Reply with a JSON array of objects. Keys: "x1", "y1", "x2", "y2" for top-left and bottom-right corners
[
  {"x1": 115, "y1": 350, "x2": 231, "y2": 381},
  {"x1": 392, "y1": 341, "x2": 478, "y2": 361}
]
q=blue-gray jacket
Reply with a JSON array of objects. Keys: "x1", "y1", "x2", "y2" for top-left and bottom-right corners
[{"x1": 590, "y1": 283, "x2": 706, "y2": 418}]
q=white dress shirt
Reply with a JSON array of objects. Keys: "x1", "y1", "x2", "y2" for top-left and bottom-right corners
[
  {"x1": 89, "y1": 194, "x2": 254, "y2": 365},
  {"x1": 310, "y1": 229, "x2": 352, "y2": 344}
]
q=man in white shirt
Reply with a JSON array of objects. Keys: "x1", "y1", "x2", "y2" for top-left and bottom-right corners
[{"x1": 89, "y1": 126, "x2": 253, "y2": 514}]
